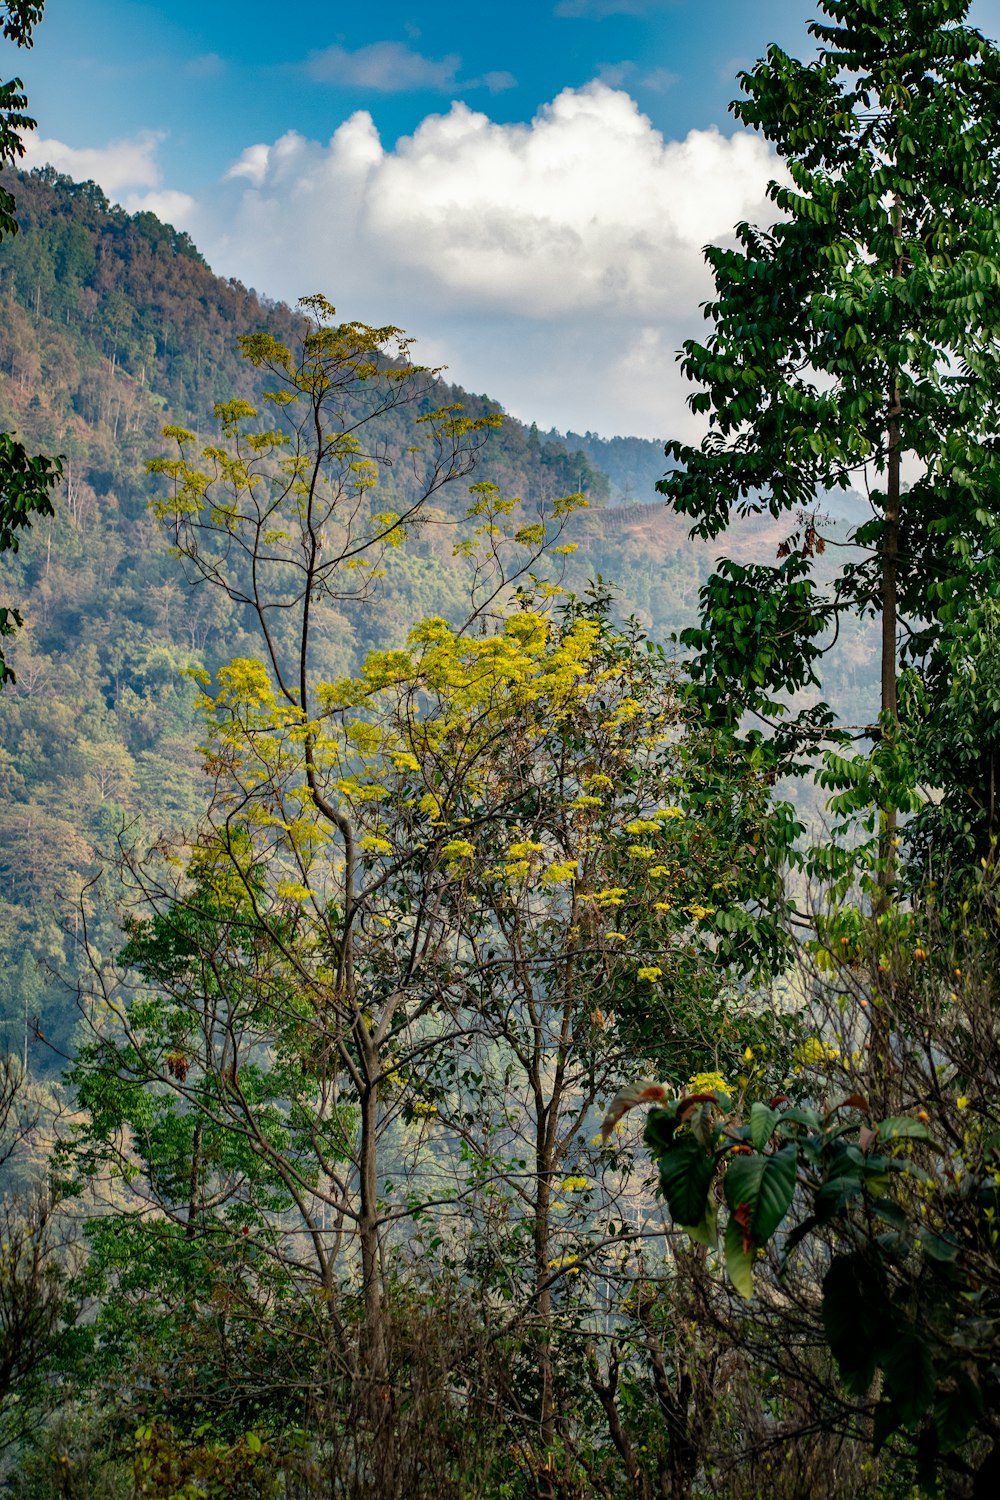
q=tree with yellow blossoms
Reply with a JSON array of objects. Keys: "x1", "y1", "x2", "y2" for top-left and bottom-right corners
[{"x1": 68, "y1": 302, "x2": 799, "y2": 1484}]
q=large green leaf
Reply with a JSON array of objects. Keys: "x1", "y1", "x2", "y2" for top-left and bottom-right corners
[
  {"x1": 724, "y1": 1214, "x2": 754, "y2": 1300},
  {"x1": 685, "y1": 1192, "x2": 719, "y2": 1250},
  {"x1": 878, "y1": 1116, "x2": 944, "y2": 1152},
  {"x1": 881, "y1": 1328, "x2": 936, "y2": 1431},
  {"x1": 871, "y1": 1400, "x2": 903, "y2": 1455},
  {"x1": 655, "y1": 1133, "x2": 716, "y2": 1230},
  {"x1": 643, "y1": 1103, "x2": 683, "y2": 1156},
  {"x1": 749, "y1": 1101, "x2": 780, "y2": 1151},
  {"x1": 935, "y1": 1369, "x2": 982, "y2": 1454},
  {"x1": 723, "y1": 1144, "x2": 797, "y2": 1245},
  {"x1": 814, "y1": 1170, "x2": 863, "y2": 1223},
  {"x1": 822, "y1": 1252, "x2": 884, "y2": 1397}
]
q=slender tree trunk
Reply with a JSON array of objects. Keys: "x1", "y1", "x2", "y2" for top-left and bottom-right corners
[
  {"x1": 357, "y1": 1078, "x2": 387, "y2": 1386},
  {"x1": 533, "y1": 1162, "x2": 555, "y2": 1446},
  {"x1": 876, "y1": 194, "x2": 905, "y2": 915},
  {"x1": 876, "y1": 391, "x2": 901, "y2": 913},
  {"x1": 356, "y1": 1064, "x2": 394, "y2": 1491},
  {"x1": 185, "y1": 1122, "x2": 202, "y2": 1239}
]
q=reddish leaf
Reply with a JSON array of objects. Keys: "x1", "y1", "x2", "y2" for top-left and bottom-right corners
[
  {"x1": 732, "y1": 1201, "x2": 753, "y2": 1255},
  {"x1": 828, "y1": 1094, "x2": 870, "y2": 1116},
  {"x1": 600, "y1": 1080, "x2": 668, "y2": 1141}
]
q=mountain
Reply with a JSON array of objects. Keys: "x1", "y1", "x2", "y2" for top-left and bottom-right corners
[
  {"x1": 0, "y1": 167, "x2": 720, "y2": 1064},
  {"x1": 546, "y1": 428, "x2": 668, "y2": 506}
]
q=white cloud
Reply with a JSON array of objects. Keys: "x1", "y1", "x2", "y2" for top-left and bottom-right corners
[
  {"x1": 304, "y1": 41, "x2": 517, "y2": 96},
  {"x1": 185, "y1": 52, "x2": 226, "y2": 80},
  {"x1": 187, "y1": 82, "x2": 779, "y2": 438},
  {"x1": 305, "y1": 41, "x2": 462, "y2": 93},
  {"x1": 477, "y1": 70, "x2": 518, "y2": 94},
  {"x1": 19, "y1": 128, "x2": 195, "y2": 231},
  {"x1": 597, "y1": 59, "x2": 679, "y2": 92},
  {"x1": 126, "y1": 188, "x2": 197, "y2": 225},
  {"x1": 20, "y1": 129, "x2": 165, "y2": 193},
  {"x1": 21, "y1": 85, "x2": 781, "y2": 440}
]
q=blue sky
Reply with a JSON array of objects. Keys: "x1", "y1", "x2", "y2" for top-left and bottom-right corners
[
  {"x1": 17, "y1": 0, "x2": 818, "y2": 187},
  {"x1": 8, "y1": 0, "x2": 1000, "y2": 438}
]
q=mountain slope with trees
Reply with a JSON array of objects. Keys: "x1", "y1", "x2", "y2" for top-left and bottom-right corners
[{"x1": 0, "y1": 166, "x2": 704, "y2": 1061}]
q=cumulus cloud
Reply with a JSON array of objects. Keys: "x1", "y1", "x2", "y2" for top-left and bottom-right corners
[
  {"x1": 21, "y1": 85, "x2": 781, "y2": 439},
  {"x1": 20, "y1": 128, "x2": 165, "y2": 192},
  {"x1": 125, "y1": 188, "x2": 198, "y2": 225},
  {"x1": 189, "y1": 82, "x2": 779, "y2": 437},
  {"x1": 20, "y1": 128, "x2": 196, "y2": 230}
]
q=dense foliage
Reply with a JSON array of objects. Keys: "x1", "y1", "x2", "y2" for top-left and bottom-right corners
[
  {"x1": 0, "y1": 168, "x2": 705, "y2": 1064},
  {"x1": 3, "y1": 1, "x2": 1000, "y2": 1496},
  {"x1": 658, "y1": 0, "x2": 1000, "y2": 886},
  {"x1": 0, "y1": 1, "x2": 62, "y2": 687}
]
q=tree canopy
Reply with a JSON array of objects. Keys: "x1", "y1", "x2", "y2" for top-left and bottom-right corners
[{"x1": 658, "y1": 0, "x2": 1000, "y2": 878}]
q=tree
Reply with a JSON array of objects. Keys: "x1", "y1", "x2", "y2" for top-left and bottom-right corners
[
  {"x1": 0, "y1": 3, "x2": 43, "y2": 242},
  {"x1": 65, "y1": 306, "x2": 801, "y2": 1492},
  {"x1": 608, "y1": 875, "x2": 1000, "y2": 1495},
  {"x1": 606, "y1": 5, "x2": 1000, "y2": 1488},
  {"x1": 1, "y1": 1, "x2": 61, "y2": 687},
  {"x1": 656, "y1": 0, "x2": 1000, "y2": 892},
  {"x1": 0, "y1": 432, "x2": 61, "y2": 686}
]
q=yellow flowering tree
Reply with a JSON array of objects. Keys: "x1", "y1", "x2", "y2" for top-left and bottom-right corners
[{"x1": 68, "y1": 303, "x2": 799, "y2": 1476}]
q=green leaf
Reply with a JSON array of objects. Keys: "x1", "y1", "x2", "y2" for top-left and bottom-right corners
[
  {"x1": 870, "y1": 1197, "x2": 908, "y2": 1231},
  {"x1": 921, "y1": 1230, "x2": 959, "y2": 1264},
  {"x1": 778, "y1": 1106, "x2": 823, "y2": 1131},
  {"x1": 724, "y1": 1213, "x2": 754, "y2": 1299},
  {"x1": 654, "y1": 1133, "x2": 716, "y2": 1230},
  {"x1": 685, "y1": 1192, "x2": 719, "y2": 1250},
  {"x1": 822, "y1": 1252, "x2": 883, "y2": 1397},
  {"x1": 882, "y1": 1328, "x2": 936, "y2": 1431},
  {"x1": 643, "y1": 1103, "x2": 684, "y2": 1155},
  {"x1": 935, "y1": 1369, "x2": 983, "y2": 1453},
  {"x1": 878, "y1": 1116, "x2": 944, "y2": 1152},
  {"x1": 780, "y1": 1212, "x2": 819, "y2": 1265},
  {"x1": 749, "y1": 1101, "x2": 780, "y2": 1151},
  {"x1": 871, "y1": 1400, "x2": 902, "y2": 1454},
  {"x1": 723, "y1": 1144, "x2": 797, "y2": 1245}
]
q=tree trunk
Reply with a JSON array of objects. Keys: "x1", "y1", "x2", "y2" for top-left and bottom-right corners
[
  {"x1": 876, "y1": 390, "x2": 901, "y2": 913},
  {"x1": 534, "y1": 1163, "x2": 555, "y2": 1446},
  {"x1": 876, "y1": 193, "x2": 906, "y2": 915}
]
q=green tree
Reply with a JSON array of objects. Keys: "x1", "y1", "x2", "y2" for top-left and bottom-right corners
[
  {"x1": 63, "y1": 306, "x2": 800, "y2": 1491},
  {"x1": 0, "y1": 3, "x2": 42, "y2": 242},
  {"x1": 610, "y1": 881, "x2": 1000, "y2": 1494},
  {"x1": 657, "y1": 0, "x2": 1000, "y2": 890},
  {"x1": 0, "y1": 433, "x2": 61, "y2": 686},
  {"x1": 0, "y1": 2, "x2": 61, "y2": 687}
]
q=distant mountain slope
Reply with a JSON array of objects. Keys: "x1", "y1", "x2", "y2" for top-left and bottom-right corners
[
  {"x1": 548, "y1": 429, "x2": 667, "y2": 506},
  {"x1": 0, "y1": 168, "x2": 612, "y2": 509},
  {"x1": 0, "y1": 167, "x2": 712, "y2": 1064},
  {"x1": 0, "y1": 166, "x2": 881, "y2": 1067}
]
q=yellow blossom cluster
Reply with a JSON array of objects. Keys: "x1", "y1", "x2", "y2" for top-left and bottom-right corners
[{"x1": 686, "y1": 1070, "x2": 730, "y2": 1097}]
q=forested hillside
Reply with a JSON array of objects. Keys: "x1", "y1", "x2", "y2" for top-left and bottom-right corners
[
  {"x1": 0, "y1": 166, "x2": 730, "y2": 1062},
  {"x1": 10, "y1": 1, "x2": 994, "y2": 1475}
]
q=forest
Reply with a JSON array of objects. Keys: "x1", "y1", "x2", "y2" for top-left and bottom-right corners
[{"x1": 2, "y1": 0, "x2": 1000, "y2": 1496}]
